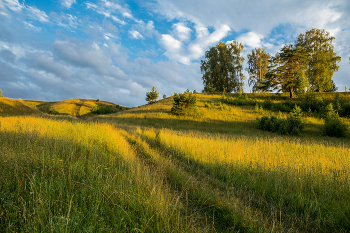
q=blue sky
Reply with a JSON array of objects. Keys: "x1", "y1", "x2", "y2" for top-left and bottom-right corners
[{"x1": 0, "y1": 0, "x2": 349, "y2": 107}]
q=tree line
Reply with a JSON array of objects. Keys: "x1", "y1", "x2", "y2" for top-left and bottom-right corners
[{"x1": 201, "y1": 28, "x2": 341, "y2": 98}]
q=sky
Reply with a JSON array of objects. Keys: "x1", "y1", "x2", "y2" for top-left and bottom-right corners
[{"x1": 0, "y1": 0, "x2": 349, "y2": 107}]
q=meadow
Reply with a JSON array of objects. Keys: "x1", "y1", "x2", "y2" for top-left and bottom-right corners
[{"x1": 1, "y1": 93, "x2": 350, "y2": 232}]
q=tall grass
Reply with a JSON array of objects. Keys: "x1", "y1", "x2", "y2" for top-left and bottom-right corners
[
  {"x1": 139, "y1": 128, "x2": 350, "y2": 232},
  {"x1": 0, "y1": 116, "x2": 198, "y2": 232}
]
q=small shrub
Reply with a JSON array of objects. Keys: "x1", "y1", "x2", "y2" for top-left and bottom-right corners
[
  {"x1": 49, "y1": 108, "x2": 59, "y2": 115},
  {"x1": 341, "y1": 103, "x2": 350, "y2": 117},
  {"x1": 323, "y1": 103, "x2": 348, "y2": 137},
  {"x1": 171, "y1": 91, "x2": 197, "y2": 116},
  {"x1": 92, "y1": 105, "x2": 115, "y2": 115},
  {"x1": 204, "y1": 102, "x2": 210, "y2": 108},
  {"x1": 323, "y1": 118, "x2": 347, "y2": 137},
  {"x1": 257, "y1": 105, "x2": 304, "y2": 135}
]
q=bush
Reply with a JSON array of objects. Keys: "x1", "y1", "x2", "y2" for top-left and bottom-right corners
[
  {"x1": 257, "y1": 105, "x2": 304, "y2": 135},
  {"x1": 171, "y1": 91, "x2": 197, "y2": 116},
  {"x1": 49, "y1": 108, "x2": 59, "y2": 115},
  {"x1": 341, "y1": 103, "x2": 350, "y2": 117},
  {"x1": 324, "y1": 118, "x2": 347, "y2": 137},
  {"x1": 0, "y1": 89, "x2": 3, "y2": 97},
  {"x1": 92, "y1": 105, "x2": 116, "y2": 115},
  {"x1": 323, "y1": 103, "x2": 348, "y2": 137}
]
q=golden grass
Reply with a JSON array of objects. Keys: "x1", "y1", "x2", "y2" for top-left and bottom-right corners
[{"x1": 0, "y1": 97, "x2": 41, "y2": 115}]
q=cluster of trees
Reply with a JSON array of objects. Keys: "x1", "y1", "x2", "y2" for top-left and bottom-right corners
[{"x1": 201, "y1": 29, "x2": 341, "y2": 98}]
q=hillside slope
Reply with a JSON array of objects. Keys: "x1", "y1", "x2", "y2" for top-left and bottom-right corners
[
  {"x1": 0, "y1": 97, "x2": 42, "y2": 115},
  {"x1": 26, "y1": 99, "x2": 127, "y2": 117}
]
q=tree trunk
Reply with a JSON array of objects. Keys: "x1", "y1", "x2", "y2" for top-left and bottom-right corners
[{"x1": 289, "y1": 86, "x2": 294, "y2": 99}]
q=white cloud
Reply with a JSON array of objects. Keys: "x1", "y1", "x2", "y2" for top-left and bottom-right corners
[
  {"x1": 26, "y1": 5, "x2": 49, "y2": 23},
  {"x1": 61, "y1": 0, "x2": 76, "y2": 9},
  {"x1": 0, "y1": 0, "x2": 23, "y2": 12},
  {"x1": 23, "y1": 21, "x2": 41, "y2": 32},
  {"x1": 122, "y1": 12, "x2": 133, "y2": 19},
  {"x1": 172, "y1": 23, "x2": 192, "y2": 41},
  {"x1": 188, "y1": 24, "x2": 231, "y2": 60},
  {"x1": 111, "y1": 16, "x2": 126, "y2": 25},
  {"x1": 129, "y1": 30, "x2": 144, "y2": 39},
  {"x1": 236, "y1": 32, "x2": 263, "y2": 48},
  {"x1": 159, "y1": 34, "x2": 190, "y2": 65},
  {"x1": 85, "y1": 2, "x2": 97, "y2": 9}
]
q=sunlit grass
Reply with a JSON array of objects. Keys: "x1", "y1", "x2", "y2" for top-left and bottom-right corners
[
  {"x1": 138, "y1": 127, "x2": 350, "y2": 231},
  {"x1": 0, "y1": 98, "x2": 40, "y2": 115},
  {"x1": 0, "y1": 116, "x2": 199, "y2": 232}
]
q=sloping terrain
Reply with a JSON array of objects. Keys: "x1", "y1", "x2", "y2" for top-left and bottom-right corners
[
  {"x1": 1, "y1": 93, "x2": 350, "y2": 232},
  {"x1": 0, "y1": 97, "x2": 42, "y2": 115},
  {"x1": 26, "y1": 99, "x2": 127, "y2": 117}
]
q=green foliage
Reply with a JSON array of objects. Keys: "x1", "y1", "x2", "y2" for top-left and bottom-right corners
[
  {"x1": 145, "y1": 86, "x2": 159, "y2": 104},
  {"x1": 163, "y1": 94, "x2": 166, "y2": 99},
  {"x1": 96, "y1": 99, "x2": 99, "y2": 102},
  {"x1": 171, "y1": 91, "x2": 197, "y2": 116},
  {"x1": 201, "y1": 41, "x2": 245, "y2": 93},
  {"x1": 49, "y1": 108, "x2": 59, "y2": 115},
  {"x1": 0, "y1": 89, "x2": 3, "y2": 97},
  {"x1": 323, "y1": 103, "x2": 348, "y2": 137},
  {"x1": 254, "y1": 104, "x2": 264, "y2": 114},
  {"x1": 92, "y1": 105, "x2": 116, "y2": 114},
  {"x1": 262, "y1": 44, "x2": 309, "y2": 98},
  {"x1": 296, "y1": 29, "x2": 341, "y2": 92},
  {"x1": 257, "y1": 105, "x2": 304, "y2": 135},
  {"x1": 246, "y1": 48, "x2": 270, "y2": 92}
]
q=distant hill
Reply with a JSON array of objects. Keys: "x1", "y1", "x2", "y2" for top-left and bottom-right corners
[
  {"x1": 0, "y1": 98, "x2": 127, "y2": 117},
  {"x1": 0, "y1": 97, "x2": 41, "y2": 115}
]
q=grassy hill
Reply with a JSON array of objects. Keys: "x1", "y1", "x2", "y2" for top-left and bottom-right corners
[
  {"x1": 25, "y1": 98, "x2": 127, "y2": 117},
  {"x1": 1, "y1": 92, "x2": 350, "y2": 232},
  {"x1": 0, "y1": 97, "x2": 41, "y2": 115},
  {"x1": 0, "y1": 98, "x2": 127, "y2": 117}
]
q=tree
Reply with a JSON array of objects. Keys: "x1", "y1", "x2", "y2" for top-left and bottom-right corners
[
  {"x1": 262, "y1": 44, "x2": 309, "y2": 98},
  {"x1": 231, "y1": 41, "x2": 246, "y2": 93},
  {"x1": 171, "y1": 91, "x2": 197, "y2": 116},
  {"x1": 246, "y1": 48, "x2": 270, "y2": 92},
  {"x1": 145, "y1": 86, "x2": 159, "y2": 104},
  {"x1": 296, "y1": 28, "x2": 341, "y2": 92},
  {"x1": 0, "y1": 89, "x2": 2, "y2": 97},
  {"x1": 200, "y1": 41, "x2": 244, "y2": 93},
  {"x1": 326, "y1": 80, "x2": 338, "y2": 92}
]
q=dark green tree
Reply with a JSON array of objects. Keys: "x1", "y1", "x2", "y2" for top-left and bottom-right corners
[
  {"x1": 246, "y1": 48, "x2": 270, "y2": 92},
  {"x1": 200, "y1": 41, "x2": 244, "y2": 93},
  {"x1": 171, "y1": 91, "x2": 197, "y2": 116},
  {"x1": 296, "y1": 28, "x2": 341, "y2": 92},
  {"x1": 262, "y1": 44, "x2": 309, "y2": 98},
  {"x1": 145, "y1": 86, "x2": 159, "y2": 104}
]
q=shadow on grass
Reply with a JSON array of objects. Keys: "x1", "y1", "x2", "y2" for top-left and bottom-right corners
[
  {"x1": 98, "y1": 115, "x2": 350, "y2": 148},
  {"x1": 141, "y1": 135, "x2": 350, "y2": 233}
]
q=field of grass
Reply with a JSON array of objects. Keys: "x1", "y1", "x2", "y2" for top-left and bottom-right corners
[{"x1": 1, "y1": 93, "x2": 350, "y2": 232}]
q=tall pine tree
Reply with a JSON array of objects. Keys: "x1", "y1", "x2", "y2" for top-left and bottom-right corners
[{"x1": 262, "y1": 44, "x2": 309, "y2": 98}]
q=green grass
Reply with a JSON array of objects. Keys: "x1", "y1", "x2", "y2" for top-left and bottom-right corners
[{"x1": 1, "y1": 93, "x2": 350, "y2": 232}]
